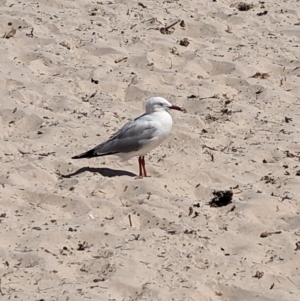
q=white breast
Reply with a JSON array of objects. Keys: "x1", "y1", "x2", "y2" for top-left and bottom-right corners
[{"x1": 118, "y1": 111, "x2": 173, "y2": 161}]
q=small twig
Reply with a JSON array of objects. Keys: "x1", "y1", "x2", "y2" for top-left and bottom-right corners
[
  {"x1": 192, "y1": 212, "x2": 199, "y2": 218},
  {"x1": 203, "y1": 150, "x2": 214, "y2": 161},
  {"x1": 44, "y1": 249, "x2": 58, "y2": 257},
  {"x1": 164, "y1": 20, "x2": 180, "y2": 31},
  {"x1": 89, "y1": 90, "x2": 97, "y2": 99},
  {"x1": 91, "y1": 189, "x2": 106, "y2": 196},
  {"x1": 26, "y1": 28, "x2": 34, "y2": 37},
  {"x1": 82, "y1": 90, "x2": 98, "y2": 102},
  {"x1": 18, "y1": 149, "x2": 32, "y2": 155},
  {"x1": 77, "y1": 241, "x2": 89, "y2": 251},
  {"x1": 221, "y1": 141, "x2": 233, "y2": 153},
  {"x1": 127, "y1": 75, "x2": 137, "y2": 87},
  {"x1": 202, "y1": 144, "x2": 218, "y2": 152},
  {"x1": 160, "y1": 19, "x2": 180, "y2": 34},
  {"x1": 128, "y1": 214, "x2": 132, "y2": 227},
  {"x1": 138, "y1": 2, "x2": 147, "y2": 8},
  {"x1": 227, "y1": 205, "x2": 236, "y2": 213},
  {"x1": 279, "y1": 129, "x2": 292, "y2": 135},
  {"x1": 146, "y1": 17, "x2": 162, "y2": 25},
  {"x1": 260, "y1": 231, "x2": 282, "y2": 238},
  {"x1": 38, "y1": 152, "x2": 56, "y2": 157},
  {"x1": 199, "y1": 94, "x2": 219, "y2": 100},
  {"x1": 257, "y1": 11, "x2": 268, "y2": 16},
  {"x1": 131, "y1": 234, "x2": 140, "y2": 241},
  {"x1": 114, "y1": 57, "x2": 128, "y2": 63}
]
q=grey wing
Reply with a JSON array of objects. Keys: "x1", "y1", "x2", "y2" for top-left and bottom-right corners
[{"x1": 93, "y1": 116, "x2": 156, "y2": 155}]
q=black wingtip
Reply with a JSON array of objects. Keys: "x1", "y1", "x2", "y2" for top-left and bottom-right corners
[{"x1": 71, "y1": 149, "x2": 95, "y2": 159}]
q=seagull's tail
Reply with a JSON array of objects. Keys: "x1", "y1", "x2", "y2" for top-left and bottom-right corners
[
  {"x1": 71, "y1": 149, "x2": 96, "y2": 159},
  {"x1": 72, "y1": 147, "x2": 118, "y2": 159}
]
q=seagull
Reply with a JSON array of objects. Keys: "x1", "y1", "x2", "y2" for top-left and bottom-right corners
[{"x1": 71, "y1": 97, "x2": 183, "y2": 177}]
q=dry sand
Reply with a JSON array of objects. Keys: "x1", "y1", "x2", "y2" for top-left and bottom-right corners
[{"x1": 1, "y1": 0, "x2": 300, "y2": 300}]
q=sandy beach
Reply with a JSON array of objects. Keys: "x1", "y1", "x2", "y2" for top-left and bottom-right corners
[{"x1": 1, "y1": 0, "x2": 300, "y2": 300}]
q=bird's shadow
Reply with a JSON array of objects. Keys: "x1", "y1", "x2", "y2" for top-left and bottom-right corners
[{"x1": 61, "y1": 166, "x2": 136, "y2": 178}]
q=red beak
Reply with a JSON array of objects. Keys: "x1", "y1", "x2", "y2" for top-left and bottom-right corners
[{"x1": 169, "y1": 105, "x2": 183, "y2": 111}]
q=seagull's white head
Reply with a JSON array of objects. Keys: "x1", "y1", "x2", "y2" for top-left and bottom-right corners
[{"x1": 145, "y1": 97, "x2": 182, "y2": 114}]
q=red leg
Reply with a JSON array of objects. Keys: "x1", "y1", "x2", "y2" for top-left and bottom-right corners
[
  {"x1": 138, "y1": 156, "x2": 143, "y2": 177},
  {"x1": 141, "y1": 156, "x2": 148, "y2": 177}
]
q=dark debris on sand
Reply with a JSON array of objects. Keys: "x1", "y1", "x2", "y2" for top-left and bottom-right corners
[{"x1": 209, "y1": 190, "x2": 233, "y2": 207}]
